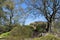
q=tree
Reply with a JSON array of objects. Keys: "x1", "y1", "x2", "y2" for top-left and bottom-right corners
[
  {"x1": 0, "y1": 0, "x2": 7, "y2": 25},
  {"x1": 0, "y1": 0, "x2": 16, "y2": 31},
  {"x1": 3, "y1": 0, "x2": 14, "y2": 26},
  {"x1": 25, "y1": 0, "x2": 60, "y2": 33}
]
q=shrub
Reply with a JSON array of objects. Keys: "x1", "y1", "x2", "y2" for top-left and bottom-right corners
[
  {"x1": 0, "y1": 25, "x2": 8, "y2": 34},
  {"x1": 5, "y1": 25, "x2": 33, "y2": 40},
  {"x1": 36, "y1": 23, "x2": 46, "y2": 32},
  {"x1": 30, "y1": 22, "x2": 46, "y2": 33}
]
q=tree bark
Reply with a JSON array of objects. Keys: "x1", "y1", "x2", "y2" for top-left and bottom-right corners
[
  {"x1": 48, "y1": 22, "x2": 52, "y2": 33},
  {"x1": 10, "y1": 16, "x2": 12, "y2": 25},
  {"x1": 46, "y1": 21, "x2": 52, "y2": 33}
]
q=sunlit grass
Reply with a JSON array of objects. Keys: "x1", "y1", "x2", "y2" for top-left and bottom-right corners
[{"x1": 0, "y1": 32, "x2": 10, "y2": 38}]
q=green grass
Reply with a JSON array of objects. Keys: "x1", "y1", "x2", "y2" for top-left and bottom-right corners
[
  {"x1": 0, "y1": 25, "x2": 60, "y2": 40},
  {"x1": 2, "y1": 31, "x2": 60, "y2": 40},
  {"x1": 0, "y1": 32, "x2": 10, "y2": 38}
]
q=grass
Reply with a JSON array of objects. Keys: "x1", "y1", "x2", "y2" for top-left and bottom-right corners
[
  {"x1": 1, "y1": 31, "x2": 60, "y2": 40},
  {"x1": 0, "y1": 32, "x2": 10, "y2": 38},
  {"x1": 0, "y1": 25, "x2": 60, "y2": 40},
  {"x1": 33, "y1": 33, "x2": 60, "y2": 40}
]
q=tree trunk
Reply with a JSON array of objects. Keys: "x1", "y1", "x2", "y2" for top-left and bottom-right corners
[
  {"x1": 10, "y1": 16, "x2": 12, "y2": 25},
  {"x1": 48, "y1": 22, "x2": 52, "y2": 33},
  {"x1": 46, "y1": 21, "x2": 52, "y2": 33}
]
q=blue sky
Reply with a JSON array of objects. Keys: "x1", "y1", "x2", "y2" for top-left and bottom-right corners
[
  {"x1": 20, "y1": 3, "x2": 47, "y2": 24},
  {"x1": 25, "y1": 16, "x2": 47, "y2": 25},
  {"x1": 14, "y1": 0, "x2": 47, "y2": 25},
  {"x1": 3, "y1": 0, "x2": 47, "y2": 25},
  {"x1": 3, "y1": 0, "x2": 60, "y2": 25},
  {"x1": 12, "y1": 0, "x2": 60, "y2": 25}
]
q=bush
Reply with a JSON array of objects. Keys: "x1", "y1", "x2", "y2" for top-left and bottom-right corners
[
  {"x1": 0, "y1": 25, "x2": 8, "y2": 34},
  {"x1": 0, "y1": 24, "x2": 15, "y2": 34},
  {"x1": 36, "y1": 23, "x2": 46, "y2": 32},
  {"x1": 30, "y1": 22, "x2": 46, "y2": 33},
  {"x1": 5, "y1": 25, "x2": 33, "y2": 40}
]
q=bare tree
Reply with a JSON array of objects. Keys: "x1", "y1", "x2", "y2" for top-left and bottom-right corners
[
  {"x1": 0, "y1": 0, "x2": 7, "y2": 25},
  {"x1": 3, "y1": 0, "x2": 14, "y2": 26},
  {"x1": 25, "y1": 0, "x2": 60, "y2": 33}
]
